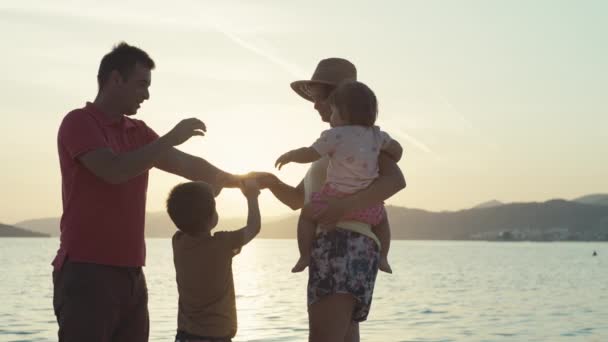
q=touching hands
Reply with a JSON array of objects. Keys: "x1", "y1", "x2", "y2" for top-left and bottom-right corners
[
  {"x1": 240, "y1": 178, "x2": 261, "y2": 199},
  {"x1": 213, "y1": 172, "x2": 278, "y2": 199},
  {"x1": 163, "y1": 118, "x2": 206, "y2": 146},
  {"x1": 244, "y1": 172, "x2": 278, "y2": 189}
]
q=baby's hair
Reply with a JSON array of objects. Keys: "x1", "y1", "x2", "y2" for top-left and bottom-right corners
[
  {"x1": 328, "y1": 81, "x2": 378, "y2": 127},
  {"x1": 166, "y1": 182, "x2": 216, "y2": 235}
]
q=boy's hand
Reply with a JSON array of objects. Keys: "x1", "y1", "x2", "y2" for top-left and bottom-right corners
[
  {"x1": 275, "y1": 151, "x2": 293, "y2": 170},
  {"x1": 240, "y1": 179, "x2": 260, "y2": 198}
]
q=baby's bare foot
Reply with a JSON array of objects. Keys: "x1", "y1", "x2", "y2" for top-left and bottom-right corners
[
  {"x1": 291, "y1": 257, "x2": 310, "y2": 273},
  {"x1": 378, "y1": 258, "x2": 393, "y2": 274}
]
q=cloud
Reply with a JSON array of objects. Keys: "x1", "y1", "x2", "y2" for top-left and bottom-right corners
[
  {"x1": 391, "y1": 126, "x2": 443, "y2": 162},
  {"x1": 203, "y1": 20, "x2": 308, "y2": 79}
]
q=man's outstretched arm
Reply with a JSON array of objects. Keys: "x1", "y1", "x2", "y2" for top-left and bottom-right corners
[
  {"x1": 153, "y1": 148, "x2": 241, "y2": 189},
  {"x1": 78, "y1": 118, "x2": 206, "y2": 184}
]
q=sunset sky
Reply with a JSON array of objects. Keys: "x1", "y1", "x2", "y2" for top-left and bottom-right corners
[{"x1": 1, "y1": 0, "x2": 606, "y2": 224}]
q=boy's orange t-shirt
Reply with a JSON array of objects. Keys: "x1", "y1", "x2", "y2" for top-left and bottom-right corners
[{"x1": 172, "y1": 230, "x2": 243, "y2": 338}]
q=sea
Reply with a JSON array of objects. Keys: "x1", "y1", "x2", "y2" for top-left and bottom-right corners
[{"x1": 1, "y1": 239, "x2": 607, "y2": 341}]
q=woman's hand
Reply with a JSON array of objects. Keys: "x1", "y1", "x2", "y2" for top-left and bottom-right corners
[{"x1": 303, "y1": 197, "x2": 348, "y2": 229}]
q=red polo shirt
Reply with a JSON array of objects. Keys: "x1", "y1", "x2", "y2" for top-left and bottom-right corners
[{"x1": 53, "y1": 102, "x2": 159, "y2": 270}]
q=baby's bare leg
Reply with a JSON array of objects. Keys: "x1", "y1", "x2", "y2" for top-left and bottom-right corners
[
  {"x1": 293, "y1": 213, "x2": 316, "y2": 273},
  {"x1": 372, "y1": 216, "x2": 393, "y2": 274}
]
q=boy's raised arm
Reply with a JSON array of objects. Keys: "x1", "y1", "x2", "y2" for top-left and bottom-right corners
[{"x1": 236, "y1": 180, "x2": 262, "y2": 247}]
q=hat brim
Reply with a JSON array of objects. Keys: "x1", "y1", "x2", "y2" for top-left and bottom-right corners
[{"x1": 290, "y1": 80, "x2": 337, "y2": 102}]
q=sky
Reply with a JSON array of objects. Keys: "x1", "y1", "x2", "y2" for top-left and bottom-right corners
[{"x1": 0, "y1": 0, "x2": 607, "y2": 224}]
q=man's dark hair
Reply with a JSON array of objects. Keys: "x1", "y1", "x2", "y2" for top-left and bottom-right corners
[
  {"x1": 166, "y1": 182, "x2": 216, "y2": 235},
  {"x1": 328, "y1": 81, "x2": 378, "y2": 127},
  {"x1": 97, "y1": 42, "x2": 155, "y2": 89}
]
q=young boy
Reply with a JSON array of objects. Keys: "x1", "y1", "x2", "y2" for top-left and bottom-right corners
[{"x1": 167, "y1": 180, "x2": 261, "y2": 342}]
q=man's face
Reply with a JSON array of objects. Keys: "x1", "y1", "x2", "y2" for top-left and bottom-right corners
[
  {"x1": 115, "y1": 63, "x2": 151, "y2": 115},
  {"x1": 308, "y1": 84, "x2": 334, "y2": 123}
]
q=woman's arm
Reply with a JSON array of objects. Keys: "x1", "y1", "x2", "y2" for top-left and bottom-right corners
[
  {"x1": 247, "y1": 172, "x2": 306, "y2": 210},
  {"x1": 309, "y1": 153, "x2": 406, "y2": 225}
]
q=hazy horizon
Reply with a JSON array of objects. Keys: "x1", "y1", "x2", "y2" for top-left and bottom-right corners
[
  {"x1": 1, "y1": 0, "x2": 607, "y2": 224},
  {"x1": 8, "y1": 192, "x2": 608, "y2": 225}
]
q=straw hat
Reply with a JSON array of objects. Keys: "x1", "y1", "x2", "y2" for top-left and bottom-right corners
[{"x1": 290, "y1": 58, "x2": 357, "y2": 102}]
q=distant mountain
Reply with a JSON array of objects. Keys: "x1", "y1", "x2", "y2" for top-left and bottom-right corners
[
  {"x1": 16, "y1": 213, "x2": 254, "y2": 238},
  {"x1": 0, "y1": 223, "x2": 49, "y2": 237},
  {"x1": 260, "y1": 201, "x2": 608, "y2": 241},
  {"x1": 15, "y1": 197, "x2": 608, "y2": 241},
  {"x1": 384, "y1": 200, "x2": 608, "y2": 241},
  {"x1": 15, "y1": 217, "x2": 60, "y2": 237},
  {"x1": 574, "y1": 194, "x2": 608, "y2": 207},
  {"x1": 145, "y1": 212, "x2": 247, "y2": 237},
  {"x1": 473, "y1": 200, "x2": 504, "y2": 209}
]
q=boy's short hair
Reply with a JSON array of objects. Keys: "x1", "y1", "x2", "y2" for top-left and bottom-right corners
[
  {"x1": 328, "y1": 81, "x2": 378, "y2": 127},
  {"x1": 97, "y1": 42, "x2": 155, "y2": 90},
  {"x1": 166, "y1": 182, "x2": 216, "y2": 235}
]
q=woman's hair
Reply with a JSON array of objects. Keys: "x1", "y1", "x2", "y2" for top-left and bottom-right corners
[
  {"x1": 328, "y1": 81, "x2": 378, "y2": 127},
  {"x1": 166, "y1": 182, "x2": 215, "y2": 235}
]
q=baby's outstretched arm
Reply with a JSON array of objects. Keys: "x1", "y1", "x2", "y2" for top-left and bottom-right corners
[{"x1": 275, "y1": 147, "x2": 321, "y2": 170}]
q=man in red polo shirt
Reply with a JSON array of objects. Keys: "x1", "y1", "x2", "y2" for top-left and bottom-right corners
[{"x1": 53, "y1": 42, "x2": 239, "y2": 342}]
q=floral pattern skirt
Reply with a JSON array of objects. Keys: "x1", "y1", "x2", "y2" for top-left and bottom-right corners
[{"x1": 307, "y1": 228, "x2": 380, "y2": 322}]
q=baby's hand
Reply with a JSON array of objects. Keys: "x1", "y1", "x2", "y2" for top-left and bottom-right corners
[
  {"x1": 240, "y1": 179, "x2": 260, "y2": 198},
  {"x1": 275, "y1": 151, "x2": 293, "y2": 170}
]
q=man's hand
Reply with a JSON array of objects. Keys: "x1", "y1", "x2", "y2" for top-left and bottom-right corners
[
  {"x1": 275, "y1": 151, "x2": 293, "y2": 170},
  {"x1": 163, "y1": 118, "x2": 206, "y2": 147}
]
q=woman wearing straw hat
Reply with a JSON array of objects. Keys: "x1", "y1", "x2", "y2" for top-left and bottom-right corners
[{"x1": 254, "y1": 58, "x2": 406, "y2": 341}]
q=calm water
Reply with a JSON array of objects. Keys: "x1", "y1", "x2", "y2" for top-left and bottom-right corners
[{"x1": 1, "y1": 238, "x2": 607, "y2": 342}]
